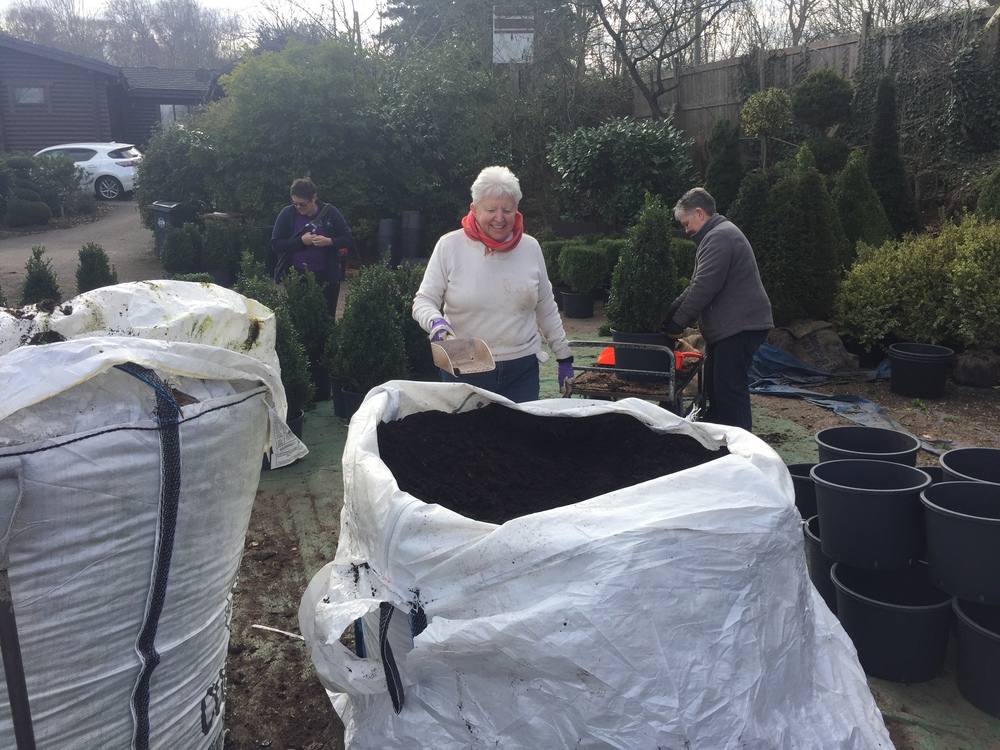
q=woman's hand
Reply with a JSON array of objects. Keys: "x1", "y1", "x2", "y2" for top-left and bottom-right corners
[{"x1": 302, "y1": 232, "x2": 330, "y2": 246}]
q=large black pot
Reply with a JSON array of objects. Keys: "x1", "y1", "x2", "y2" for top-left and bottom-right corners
[
  {"x1": 814, "y1": 425, "x2": 919, "y2": 466},
  {"x1": 921, "y1": 481, "x2": 1000, "y2": 603},
  {"x1": 330, "y1": 375, "x2": 347, "y2": 419},
  {"x1": 610, "y1": 330, "x2": 674, "y2": 383},
  {"x1": 888, "y1": 342, "x2": 955, "y2": 399},
  {"x1": 953, "y1": 598, "x2": 1000, "y2": 718},
  {"x1": 811, "y1": 459, "x2": 932, "y2": 569},
  {"x1": 341, "y1": 387, "x2": 365, "y2": 420},
  {"x1": 939, "y1": 447, "x2": 1000, "y2": 484},
  {"x1": 831, "y1": 562, "x2": 953, "y2": 683},
  {"x1": 561, "y1": 292, "x2": 595, "y2": 319},
  {"x1": 788, "y1": 463, "x2": 817, "y2": 519},
  {"x1": 803, "y1": 515, "x2": 837, "y2": 613}
]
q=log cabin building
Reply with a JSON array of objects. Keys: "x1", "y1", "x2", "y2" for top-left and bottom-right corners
[{"x1": 0, "y1": 33, "x2": 217, "y2": 154}]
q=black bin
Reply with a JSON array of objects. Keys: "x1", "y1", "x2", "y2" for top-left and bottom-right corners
[{"x1": 148, "y1": 201, "x2": 198, "y2": 259}]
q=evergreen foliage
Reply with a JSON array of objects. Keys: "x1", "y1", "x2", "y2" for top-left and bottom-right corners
[
  {"x1": 558, "y1": 243, "x2": 608, "y2": 294},
  {"x1": 234, "y1": 253, "x2": 315, "y2": 415},
  {"x1": 728, "y1": 169, "x2": 772, "y2": 251},
  {"x1": 540, "y1": 240, "x2": 573, "y2": 285},
  {"x1": 19, "y1": 246, "x2": 61, "y2": 305},
  {"x1": 833, "y1": 214, "x2": 1000, "y2": 350},
  {"x1": 331, "y1": 264, "x2": 408, "y2": 394},
  {"x1": 547, "y1": 117, "x2": 693, "y2": 231},
  {"x1": 833, "y1": 150, "x2": 894, "y2": 264},
  {"x1": 604, "y1": 193, "x2": 679, "y2": 333},
  {"x1": 868, "y1": 77, "x2": 920, "y2": 237},
  {"x1": 977, "y1": 167, "x2": 1000, "y2": 222},
  {"x1": 756, "y1": 147, "x2": 841, "y2": 324},
  {"x1": 740, "y1": 88, "x2": 792, "y2": 168},
  {"x1": 200, "y1": 220, "x2": 240, "y2": 271},
  {"x1": 791, "y1": 68, "x2": 853, "y2": 132},
  {"x1": 281, "y1": 268, "x2": 335, "y2": 369},
  {"x1": 704, "y1": 118, "x2": 743, "y2": 215},
  {"x1": 803, "y1": 137, "x2": 850, "y2": 175},
  {"x1": 76, "y1": 242, "x2": 119, "y2": 293},
  {"x1": 392, "y1": 265, "x2": 437, "y2": 375},
  {"x1": 4, "y1": 197, "x2": 53, "y2": 227},
  {"x1": 134, "y1": 124, "x2": 214, "y2": 231},
  {"x1": 0, "y1": 282, "x2": 6, "y2": 307},
  {"x1": 160, "y1": 222, "x2": 203, "y2": 274}
]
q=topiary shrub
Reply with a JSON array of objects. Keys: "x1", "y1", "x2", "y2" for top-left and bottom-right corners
[
  {"x1": 282, "y1": 267, "x2": 334, "y2": 370},
  {"x1": 756, "y1": 147, "x2": 841, "y2": 325},
  {"x1": 976, "y1": 167, "x2": 1000, "y2": 222},
  {"x1": 547, "y1": 117, "x2": 693, "y2": 231},
  {"x1": 557, "y1": 243, "x2": 607, "y2": 295},
  {"x1": 19, "y1": 245, "x2": 61, "y2": 305},
  {"x1": 704, "y1": 118, "x2": 744, "y2": 214},
  {"x1": 76, "y1": 242, "x2": 118, "y2": 293},
  {"x1": 741, "y1": 88, "x2": 792, "y2": 169},
  {"x1": 605, "y1": 193, "x2": 679, "y2": 333},
  {"x1": 831, "y1": 216, "x2": 1000, "y2": 351},
  {"x1": 671, "y1": 238, "x2": 697, "y2": 285},
  {"x1": 833, "y1": 150, "x2": 894, "y2": 265},
  {"x1": 540, "y1": 239, "x2": 572, "y2": 286},
  {"x1": 200, "y1": 220, "x2": 240, "y2": 271},
  {"x1": 160, "y1": 222, "x2": 203, "y2": 275},
  {"x1": 728, "y1": 168, "x2": 772, "y2": 251},
  {"x1": 791, "y1": 68, "x2": 853, "y2": 133},
  {"x1": 332, "y1": 263, "x2": 408, "y2": 394},
  {"x1": 593, "y1": 237, "x2": 627, "y2": 288},
  {"x1": 234, "y1": 253, "x2": 314, "y2": 415},
  {"x1": 12, "y1": 187, "x2": 42, "y2": 202},
  {"x1": 4, "y1": 197, "x2": 53, "y2": 227},
  {"x1": 804, "y1": 137, "x2": 850, "y2": 175},
  {"x1": 392, "y1": 265, "x2": 436, "y2": 376},
  {"x1": 868, "y1": 77, "x2": 920, "y2": 237}
]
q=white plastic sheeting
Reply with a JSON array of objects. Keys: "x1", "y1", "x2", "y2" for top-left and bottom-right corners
[
  {"x1": 0, "y1": 280, "x2": 282, "y2": 413},
  {"x1": 300, "y1": 381, "x2": 894, "y2": 750},
  {"x1": 0, "y1": 337, "x2": 279, "y2": 748}
]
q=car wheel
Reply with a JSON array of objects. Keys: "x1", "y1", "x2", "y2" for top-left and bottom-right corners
[{"x1": 95, "y1": 176, "x2": 124, "y2": 200}]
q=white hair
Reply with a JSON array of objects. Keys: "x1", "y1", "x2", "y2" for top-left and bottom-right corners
[{"x1": 470, "y1": 166, "x2": 522, "y2": 205}]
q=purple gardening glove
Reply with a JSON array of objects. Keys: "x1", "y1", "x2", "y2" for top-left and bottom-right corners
[
  {"x1": 558, "y1": 360, "x2": 574, "y2": 388},
  {"x1": 429, "y1": 317, "x2": 455, "y2": 342}
]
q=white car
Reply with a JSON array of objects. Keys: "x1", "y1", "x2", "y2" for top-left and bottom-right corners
[{"x1": 34, "y1": 142, "x2": 142, "y2": 200}]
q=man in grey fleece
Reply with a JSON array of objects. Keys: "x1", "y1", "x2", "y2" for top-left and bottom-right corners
[{"x1": 665, "y1": 188, "x2": 773, "y2": 432}]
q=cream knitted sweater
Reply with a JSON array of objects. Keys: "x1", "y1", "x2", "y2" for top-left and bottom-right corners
[{"x1": 412, "y1": 229, "x2": 572, "y2": 362}]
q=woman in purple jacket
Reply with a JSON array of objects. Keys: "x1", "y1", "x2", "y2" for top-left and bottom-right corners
[{"x1": 271, "y1": 177, "x2": 353, "y2": 316}]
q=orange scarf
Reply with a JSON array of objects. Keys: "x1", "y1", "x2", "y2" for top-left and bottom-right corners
[{"x1": 461, "y1": 207, "x2": 524, "y2": 253}]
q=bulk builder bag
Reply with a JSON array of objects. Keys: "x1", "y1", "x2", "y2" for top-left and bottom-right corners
[
  {"x1": 300, "y1": 381, "x2": 893, "y2": 749},
  {"x1": 0, "y1": 335, "x2": 284, "y2": 748}
]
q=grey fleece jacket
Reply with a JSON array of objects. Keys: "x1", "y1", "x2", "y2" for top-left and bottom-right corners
[{"x1": 666, "y1": 213, "x2": 773, "y2": 344}]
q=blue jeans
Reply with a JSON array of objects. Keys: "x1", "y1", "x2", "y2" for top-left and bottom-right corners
[
  {"x1": 439, "y1": 353, "x2": 540, "y2": 403},
  {"x1": 705, "y1": 329, "x2": 769, "y2": 431}
]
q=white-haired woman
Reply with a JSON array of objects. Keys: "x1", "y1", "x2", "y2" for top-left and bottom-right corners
[{"x1": 412, "y1": 166, "x2": 574, "y2": 403}]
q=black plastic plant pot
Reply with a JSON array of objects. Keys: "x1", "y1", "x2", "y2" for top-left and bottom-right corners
[
  {"x1": 561, "y1": 292, "x2": 595, "y2": 319},
  {"x1": 814, "y1": 425, "x2": 920, "y2": 466},
  {"x1": 939, "y1": 447, "x2": 1000, "y2": 485},
  {"x1": 803, "y1": 515, "x2": 837, "y2": 614},
  {"x1": 922, "y1": 481, "x2": 1000, "y2": 604},
  {"x1": 831, "y1": 562, "x2": 952, "y2": 683},
  {"x1": 811, "y1": 459, "x2": 932, "y2": 569},
  {"x1": 788, "y1": 463, "x2": 818, "y2": 519},
  {"x1": 953, "y1": 598, "x2": 1000, "y2": 718},
  {"x1": 610, "y1": 330, "x2": 674, "y2": 383},
  {"x1": 888, "y1": 342, "x2": 955, "y2": 399}
]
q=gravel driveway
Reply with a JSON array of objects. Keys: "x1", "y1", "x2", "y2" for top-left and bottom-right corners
[{"x1": 0, "y1": 200, "x2": 164, "y2": 303}]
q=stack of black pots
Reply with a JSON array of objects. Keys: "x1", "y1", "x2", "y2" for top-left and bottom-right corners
[
  {"x1": 790, "y1": 431, "x2": 1000, "y2": 713},
  {"x1": 921, "y1": 447, "x2": 1000, "y2": 718}
]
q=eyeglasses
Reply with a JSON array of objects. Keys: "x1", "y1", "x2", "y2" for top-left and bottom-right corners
[{"x1": 292, "y1": 199, "x2": 313, "y2": 208}]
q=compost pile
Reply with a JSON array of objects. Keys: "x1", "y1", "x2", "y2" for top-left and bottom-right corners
[{"x1": 377, "y1": 402, "x2": 729, "y2": 524}]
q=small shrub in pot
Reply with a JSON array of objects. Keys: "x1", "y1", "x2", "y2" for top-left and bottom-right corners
[
  {"x1": 76, "y1": 242, "x2": 118, "y2": 293},
  {"x1": 557, "y1": 243, "x2": 607, "y2": 295},
  {"x1": 20, "y1": 245, "x2": 61, "y2": 305}
]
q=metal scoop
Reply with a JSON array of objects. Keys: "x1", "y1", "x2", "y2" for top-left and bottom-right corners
[{"x1": 431, "y1": 338, "x2": 496, "y2": 375}]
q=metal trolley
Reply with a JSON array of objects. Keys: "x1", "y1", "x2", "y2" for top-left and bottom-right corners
[{"x1": 563, "y1": 340, "x2": 707, "y2": 419}]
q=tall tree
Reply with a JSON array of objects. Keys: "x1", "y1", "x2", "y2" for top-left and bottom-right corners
[
  {"x1": 591, "y1": 0, "x2": 743, "y2": 119},
  {"x1": 868, "y1": 76, "x2": 920, "y2": 237}
]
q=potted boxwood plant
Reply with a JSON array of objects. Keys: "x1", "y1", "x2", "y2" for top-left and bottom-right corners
[
  {"x1": 282, "y1": 267, "x2": 336, "y2": 402},
  {"x1": 557, "y1": 243, "x2": 608, "y2": 319},
  {"x1": 540, "y1": 239, "x2": 571, "y2": 310},
  {"x1": 604, "y1": 193, "x2": 680, "y2": 381},
  {"x1": 331, "y1": 263, "x2": 408, "y2": 419},
  {"x1": 393, "y1": 265, "x2": 437, "y2": 378},
  {"x1": 200, "y1": 219, "x2": 240, "y2": 288},
  {"x1": 234, "y1": 253, "x2": 314, "y2": 448}
]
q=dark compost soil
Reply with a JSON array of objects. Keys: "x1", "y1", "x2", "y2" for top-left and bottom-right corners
[{"x1": 377, "y1": 402, "x2": 729, "y2": 524}]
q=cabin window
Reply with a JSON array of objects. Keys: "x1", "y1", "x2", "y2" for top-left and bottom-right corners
[
  {"x1": 13, "y1": 86, "x2": 47, "y2": 106},
  {"x1": 159, "y1": 103, "x2": 197, "y2": 126}
]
